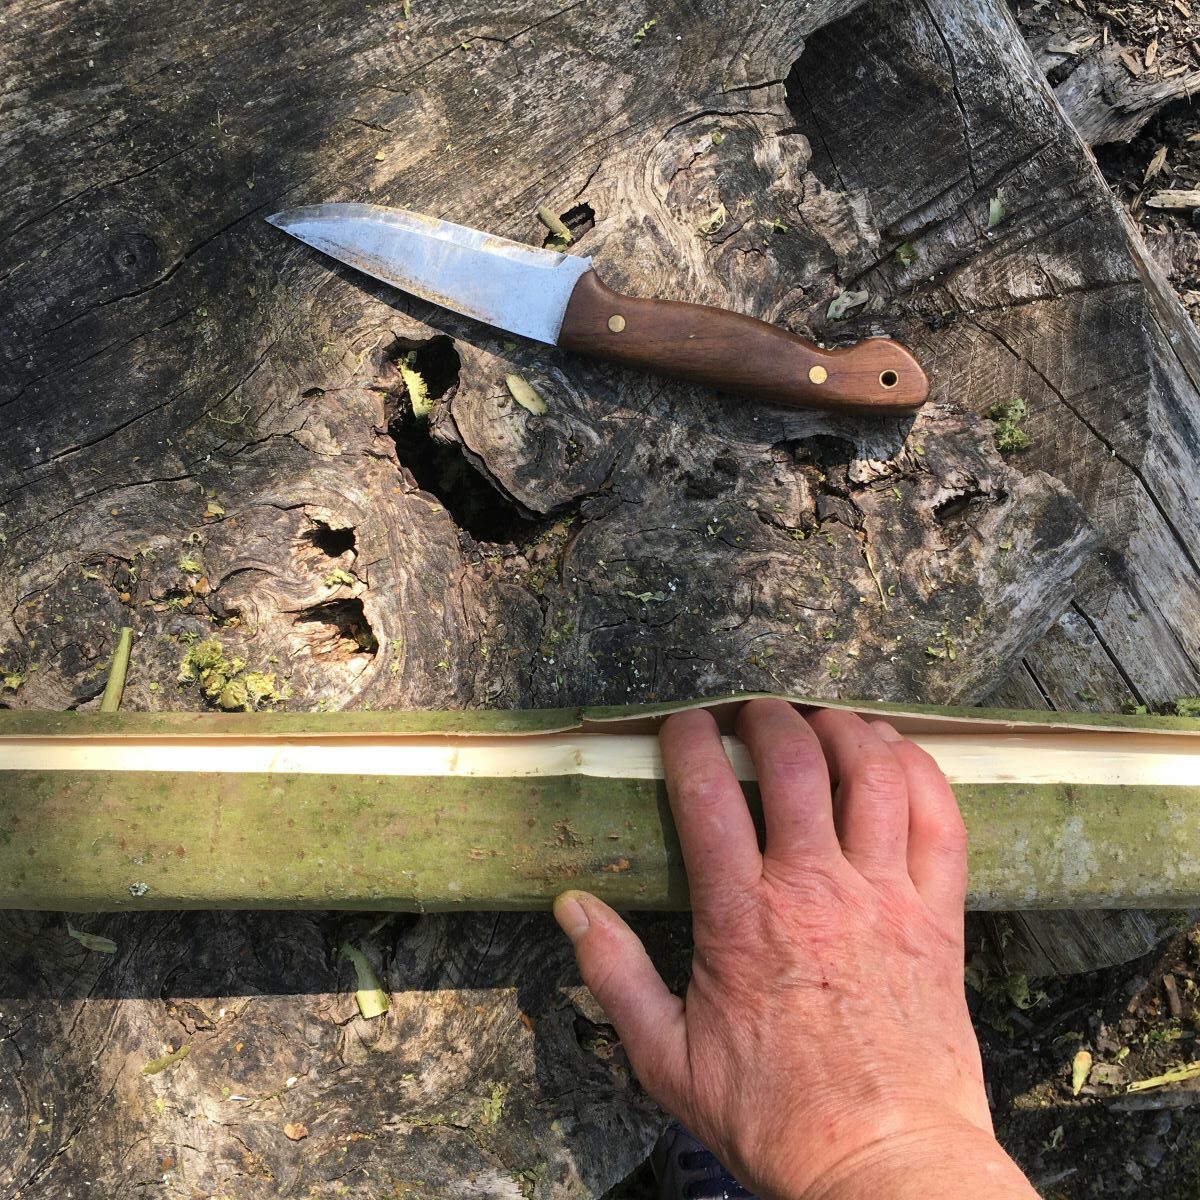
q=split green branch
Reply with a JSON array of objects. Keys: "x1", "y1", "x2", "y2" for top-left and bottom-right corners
[
  {"x1": 99, "y1": 627, "x2": 133, "y2": 713},
  {"x1": 1, "y1": 696, "x2": 1198, "y2": 913}
]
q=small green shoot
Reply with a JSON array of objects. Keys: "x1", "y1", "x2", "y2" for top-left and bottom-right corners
[
  {"x1": 341, "y1": 943, "x2": 390, "y2": 1019},
  {"x1": 142, "y1": 1045, "x2": 190, "y2": 1076},
  {"x1": 535, "y1": 206, "x2": 572, "y2": 245}
]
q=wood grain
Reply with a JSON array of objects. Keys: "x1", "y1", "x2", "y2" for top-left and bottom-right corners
[{"x1": 558, "y1": 269, "x2": 927, "y2": 413}]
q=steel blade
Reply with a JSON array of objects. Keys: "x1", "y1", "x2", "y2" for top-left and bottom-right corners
[{"x1": 267, "y1": 203, "x2": 592, "y2": 344}]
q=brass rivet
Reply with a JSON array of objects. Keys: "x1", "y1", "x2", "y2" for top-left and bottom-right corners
[
  {"x1": 808, "y1": 365, "x2": 828, "y2": 385},
  {"x1": 608, "y1": 314, "x2": 626, "y2": 333},
  {"x1": 879, "y1": 370, "x2": 899, "y2": 389}
]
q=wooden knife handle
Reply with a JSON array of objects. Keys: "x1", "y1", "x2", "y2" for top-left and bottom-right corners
[{"x1": 558, "y1": 269, "x2": 927, "y2": 414}]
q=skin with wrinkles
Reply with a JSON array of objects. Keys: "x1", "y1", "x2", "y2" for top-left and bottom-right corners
[{"x1": 554, "y1": 699, "x2": 1040, "y2": 1199}]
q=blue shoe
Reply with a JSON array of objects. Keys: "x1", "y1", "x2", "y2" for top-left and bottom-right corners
[{"x1": 651, "y1": 1121, "x2": 758, "y2": 1199}]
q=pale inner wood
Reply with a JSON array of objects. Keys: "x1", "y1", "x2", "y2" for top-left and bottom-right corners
[{"x1": 2, "y1": 731, "x2": 1198, "y2": 787}]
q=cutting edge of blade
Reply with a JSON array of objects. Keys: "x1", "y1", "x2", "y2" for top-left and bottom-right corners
[{"x1": 267, "y1": 203, "x2": 593, "y2": 344}]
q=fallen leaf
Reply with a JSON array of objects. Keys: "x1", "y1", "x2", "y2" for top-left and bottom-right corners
[
  {"x1": 67, "y1": 921, "x2": 117, "y2": 954},
  {"x1": 1146, "y1": 189, "x2": 1200, "y2": 210},
  {"x1": 1144, "y1": 145, "x2": 1168, "y2": 185},
  {"x1": 1088, "y1": 1062, "x2": 1127, "y2": 1088},
  {"x1": 504, "y1": 373, "x2": 548, "y2": 416},
  {"x1": 619, "y1": 589, "x2": 667, "y2": 604},
  {"x1": 1071, "y1": 1048, "x2": 1092, "y2": 1096},
  {"x1": 284, "y1": 1122, "x2": 309, "y2": 1141},
  {"x1": 826, "y1": 289, "x2": 869, "y2": 320}
]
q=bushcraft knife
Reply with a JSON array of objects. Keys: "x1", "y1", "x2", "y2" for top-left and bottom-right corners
[{"x1": 267, "y1": 203, "x2": 927, "y2": 414}]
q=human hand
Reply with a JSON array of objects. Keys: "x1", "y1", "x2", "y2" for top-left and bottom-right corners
[{"x1": 553, "y1": 699, "x2": 1036, "y2": 1199}]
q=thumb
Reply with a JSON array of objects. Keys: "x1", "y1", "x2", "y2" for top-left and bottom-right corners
[{"x1": 554, "y1": 890, "x2": 687, "y2": 1101}]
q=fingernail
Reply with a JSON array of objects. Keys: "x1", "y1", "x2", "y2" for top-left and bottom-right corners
[
  {"x1": 871, "y1": 720, "x2": 903, "y2": 743},
  {"x1": 553, "y1": 891, "x2": 591, "y2": 941}
]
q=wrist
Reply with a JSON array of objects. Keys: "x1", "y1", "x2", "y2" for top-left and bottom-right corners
[{"x1": 758, "y1": 1118, "x2": 1037, "y2": 1200}]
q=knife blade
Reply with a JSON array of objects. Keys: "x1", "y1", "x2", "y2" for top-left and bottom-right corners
[{"x1": 267, "y1": 203, "x2": 927, "y2": 414}]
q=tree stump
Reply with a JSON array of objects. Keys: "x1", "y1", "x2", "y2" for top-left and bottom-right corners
[{"x1": 2, "y1": 0, "x2": 1199, "y2": 1194}]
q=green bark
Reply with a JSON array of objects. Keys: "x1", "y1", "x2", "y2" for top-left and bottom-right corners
[
  {"x1": 3, "y1": 700, "x2": 1198, "y2": 912},
  {"x1": 3, "y1": 694, "x2": 1199, "y2": 738},
  {"x1": 1, "y1": 770, "x2": 1198, "y2": 912},
  {"x1": 98, "y1": 627, "x2": 133, "y2": 713}
]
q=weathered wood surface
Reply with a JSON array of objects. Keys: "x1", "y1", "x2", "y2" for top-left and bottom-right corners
[
  {"x1": 0, "y1": 907, "x2": 685, "y2": 1199},
  {"x1": 1, "y1": 0, "x2": 1096, "y2": 717},
  {"x1": 1020, "y1": 3, "x2": 1200, "y2": 146},
  {"x1": 3, "y1": 0, "x2": 1200, "y2": 1193}
]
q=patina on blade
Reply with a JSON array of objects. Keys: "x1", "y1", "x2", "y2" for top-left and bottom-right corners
[{"x1": 267, "y1": 202, "x2": 592, "y2": 344}]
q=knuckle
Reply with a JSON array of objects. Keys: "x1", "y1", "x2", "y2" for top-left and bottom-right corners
[
  {"x1": 851, "y1": 756, "x2": 906, "y2": 800},
  {"x1": 759, "y1": 741, "x2": 826, "y2": 783},
  {"x1": 671, "y1": 758, "x2": 732, "y2": 806},
  {"x1": 905, "y1": 742, "x2": 943, "y2": 774},
  {"x1": 765, "y1": 859, "x2": 849, "y2": 909},
  {"x1": 807, "y1": 706, "x2": 859, "y2": 735}
]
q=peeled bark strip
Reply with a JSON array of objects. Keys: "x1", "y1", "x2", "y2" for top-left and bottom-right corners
[{"x1": 3, "y1": 700, "x2": 1200, "y2": 912}]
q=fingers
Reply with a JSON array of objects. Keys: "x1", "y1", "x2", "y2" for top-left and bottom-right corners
[
  {"x1": 875, "y1": 727, "x2": 969, "y2": 926},
  {"x1": 659, "y1": 709, "x2": 763, "y2": 911},
  {"x1": 735, "y1": 699, "x2": 841, "y2": 865},
  {"x1": 806, "y1": 709, "x2": 909, "y2": 881},
  {"x1": 553, "y1": 890, "x2": 686, "y2": 1102}
]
